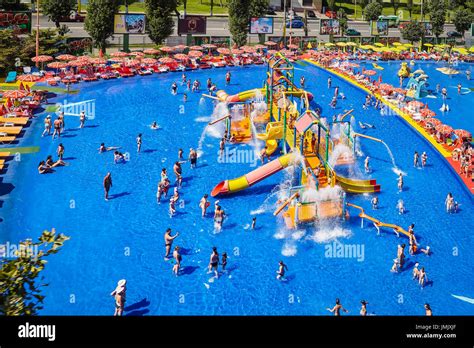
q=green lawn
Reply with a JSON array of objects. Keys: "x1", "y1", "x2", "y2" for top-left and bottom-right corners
[{"x1": 119, "y1": 0, "x2": 229, "y2": 15}]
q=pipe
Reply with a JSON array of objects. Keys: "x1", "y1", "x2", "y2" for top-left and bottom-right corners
[
  {"x1": 273, "y1": 192, "x2": 300, "y2": 216},
  {"x1": 202, "y1": 94, "x2": 220, "y2": 100},
  {"x1": 353, "y1": 132, "x2": 383, "y2": 143},
  {"x1": 208, "y1": 114, "x2": 231, "y2": 125}
]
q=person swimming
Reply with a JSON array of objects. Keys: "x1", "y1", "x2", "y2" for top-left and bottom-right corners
[
  {"x1": 99, "y1": 143, "x2": 120, "y2": 153},
  {"x1": 171, "y1": 82, "x2": 178, "y2": 95},
  {"x1": 45, "y1": 155, "x2": 67, "y2": 168},
  {"x1": 151, "y1": 121, "x2": 159, "y2": 129},
  {"x1": 114, "y1": 151, "x2": 126, "y2": 163},
  {"x1": 396, "y1": 199, "x2": 405, "y2": 214},
  {"x1": 276, "y1": 260, "x2": 288, "y2": 280}
]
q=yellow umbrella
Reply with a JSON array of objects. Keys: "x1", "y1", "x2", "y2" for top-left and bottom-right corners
[
  {"x1": 346, "y1": 42, "x2": 358, "y2": 47},
  {"x1": 336, "y1": 42, "x2": 347, "y2": 47},
  {"x1": 374, "y1": 42, "x2": 384, "y2": 47},
  {"x1": 392, "y1": 42, "x2": 402, "y2": 46},
  {"x1": 424, "y1": 43, "x2": 433, "y2": 47},
  {"x1": 325, "y1": 42, "x2": 335, "y2": 47},
  {"x1": 403, "y1": 43, "x2": 413, "y2": 48},
  {"x1": 469, "y1": 46, "x2": 474, "y2": 53}
]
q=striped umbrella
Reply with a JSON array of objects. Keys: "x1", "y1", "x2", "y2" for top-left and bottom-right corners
[
  {"x1": 159, "y1": 57, "x2": 176, "y2": 64},
  {"x1": 56, "y1": 54, "x2": 77, "y2": 61},
  {"x1": 47, "y1": 62, "x2": 68, "y2": 69},
  {"x1": 241, "y1": 46, "x2": 256, "y2": 53},
  {"x1": 143, "y1": 48, "x2": 161, "y2": 55},
  {"x1": 189, "y1": 46, "x2": 203, "y2": 51},
  {"x1": 68, "y1": 59, "x2": 89, "y2": 67},
  {"x1": 125, "y1": 59, "x2": 141, "y2": 66},
  {"x1": 188, "y1": 50, "x2": 203, "y2": 58},
  {"x1": 287, "y1": 44, "x2": 299, "y2": 49},
  {"x1": 159, "y1": 46, "x2": 175, "y2": 53},
  {"x1": 17, "y1": 74, "x2": 40, "y2": 82},
  {"x1": 264, "y1": 41, "x2": 277, "y2": 46},
  {"x1": 425, "y1": 118, "x2": 441, "y2": 127},
  {"x1": 90, "y1": 58, "x2": 107, "y2": 64},
  {"x1": 111, "y1": 51, "x2": 129, "y2": 57},
  {"x1": 217, "y1": 47, "x2": 230, "y2": 55},
  {"x1": 3, "y1": 90, "x2": 29, "y2": 99},
  {"x1": 173, "y1": 53, "x2": 189, "y2": 60},
  {"x1": 142, "y1": 58, "x2": 157, "y2": 64},
  {"x1": 231, "y1": 48, "x2": 243, "y2": 55},
  {"x1": 454, "y1": 129, "x2": 471, "y2": 139},
  {"x1": 173, "y1": 45, "x2": 188, "y2": 52},
  {"x1": 129, "y1": 51, "x2": 145, "y2": 57},
  {"x1": 31, "y1": 55, "x2": 53, "y2": 62},
  {"x1": 202, "y1": 44, "x2": 217, "y2": 49},
  {"x1": 435, "y1": 124, "x2": 453, "y2": 134},
  {"x1": 108, "y1": 57, "x2": 125, "y2": 62}
]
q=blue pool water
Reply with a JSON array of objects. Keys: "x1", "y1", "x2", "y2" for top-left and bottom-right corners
[
  {"x1": 1, "y1": 62, "x2": 473, "y2": 315},
  {"x1": 354, "y1": 60, "x2": 474, "y2": 134}
]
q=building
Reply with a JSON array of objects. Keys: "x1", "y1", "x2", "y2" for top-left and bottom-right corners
[{"x1": 269, "y1": 0, "x2": 322, "y2": 12}]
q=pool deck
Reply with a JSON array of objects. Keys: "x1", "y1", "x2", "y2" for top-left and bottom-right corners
[{"x1": 304, "y1": 58, "x2": 474, "y2": 196}]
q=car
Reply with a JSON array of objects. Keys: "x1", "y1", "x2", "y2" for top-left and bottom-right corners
[
  {"x1": 306, "y1": 10, "x2": 316, "y2": 19},
  {"x1": 286, "y1": 19, "x2": 304, "y2": 28},
  {"x1": 447, "y1": 31, "x2": 462, "y2": 38},
  {"x1": 346, "y1": 28, "x2": 361, "y2": 36},
  {"x1": 265, "y1": 7, "x2": 276, "y2": 15}
]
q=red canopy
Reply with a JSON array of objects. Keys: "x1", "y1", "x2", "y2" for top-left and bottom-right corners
[
  {"x1": 217, "y1": 48, "x2": 230, "y2": 55},
  {"x1": 173, "y1": 53, "x2": 189, "y2": 61},
  {"x1": 159, "y1": 57, "x2": 176, "y2": 64}
]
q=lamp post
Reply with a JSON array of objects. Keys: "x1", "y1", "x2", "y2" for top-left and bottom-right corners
[
  {"x1": 35, "y1": 0, "x2": 40, "y2": 68},
  {"x1": 123, "y1": 0, "x2": 130, "y2": 52}
]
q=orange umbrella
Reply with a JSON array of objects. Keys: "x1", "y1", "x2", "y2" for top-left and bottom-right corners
[
  {"x1": 47, "y1": 62, "x2": 68, "y2": 69},
  {"x1": 159, "y1": 46, "x2": 175, "y2": 53},
  {"x1": 217, "y1": 47, "x2": 230, "y2": 55},
  {"x1": 159, "y1": 57, "x2": 176, "y2": 64},
  {"x1": 125, "y1": 59, "x2": 141, "y2": 66},
  {"x1": 173, "y1": 53, "x2": 189, "y2": 60},
  {"x1": 142, "y1": 58, "x2": 157, "y2": 64},
  {"x1": 264, "y1": 41, "x2": 277, "y2": 46},
  {"x1": 143, "y1": 48, "x2": 161, "y2": 55},
  {"x1": 111, "y1": 51, "x2": 129, "y2": 57},
  {"x1": 188, "y1": 50, "x2": 203, "y2": 58},
  {"x1": 56, "y1": 54, "x2": 76, "y2": 61},
  {"x1": 173, "y1": 45, "x2": 188, "y2": 52},
  {"x1": 424, "y1": 118, "x2": 441, "y2": 127},
  {"x1": 379, "y1": 83, "x2": 393, "y2": 91},
  {"x1": 202, "y1": 44, "x2": 217, "y2": 49},
  {"x1": 129, "y1": 51, "x2": 144, "y2": 57},
  {"x1": 189, "y1": 46, "x2": 203, "y2": 51},
  {"x1": 231, "y1": 48, "x2": 243, "y2": 55},
  {"x1": 31, "y1": 55, "x2": 53, "y2": 62},
  {"x1": 435, "y1": 124, "x2": 453, "y2": 134},
  {"x1": 68, "y1": 59, "x2": 89, "y2": 67},
  {"x1": 17, "y1": 74, "x2": 40, "y2": 82},
  {"x1": 108, "y1": 57, "x2": 124, "y2": 62},
  {"x1": 454, "y1": 129, "x2": 471, "y2": 139},
  {"x1": 3, "y1": 90, "x2": 29, "y2": 99},
  {"x1": 90, "y1": 58, "x2": 106, "y2": 64},
  {"x1": 420, "y1": 108, "x2": 436, "y2": 117}
]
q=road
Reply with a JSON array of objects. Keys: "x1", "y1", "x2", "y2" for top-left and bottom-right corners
[{"x1": 36, "y1": 14, "x2": 466, "y2": 47}]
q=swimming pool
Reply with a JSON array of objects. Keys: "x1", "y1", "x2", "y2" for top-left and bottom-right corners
[{"x1": 1, "y1": 62, "x2": 473, "y2": 315}]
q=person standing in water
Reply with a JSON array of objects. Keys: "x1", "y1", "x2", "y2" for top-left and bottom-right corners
[
  {"x1": 171, "y1": 82, "x2": 178, "y2": 95},
  {"x1": 397, "y1": 173, "x2": 404, "y2": 192},
  {"x1": 136, "y1": 133, "x2": 142, "y2": 153},
  {"x1": 42, "y1": 115, "x2": 52, "y2": 137},
  {"x1": 327, "y1": 77, "x2": 332, "y2": 89},
  {"x1": 276, "y1": 260, "x2": 288, "y2": 280},
  {"x1": 360, "y1": 300, "x2": 368, "y2": 316},
  {"x1": 221, "y1": 252, "x2": 228, "y2": 271},
  {"x1": 199, "y1": 194, "x2": 209, "y2": 217},
  {"x1": 164, "y1": 228, "x2": 179, "y2": 259},
  {"x1": 189, "y1": 148, "x2": 197, "y2": 169},
  {"x1": 419, "y1": 267, "x2": 428, "y2": 287},
  {"x1": 214, "y1": 205, "x2": 225, "y2": 231},
  {"x1": 225, "y1": 71, "x2": 231, "y2": 85},
  {"x1": 371, "y1": 196, "x2": 379, "y2": 210},
  {"x1": 110, "y1": 279, "x2": 127, "y2": 316},
  {"x1": 397, "y1": 199, "x2": 405, "y2": 214},
  {"x1": 424, "y1": 303, "x2": 432, "y2": 316},
  {"x1": 408, "y1": 224, "x2": 417, "y2": 255},
  {"x1": 397, "y1": 244, "x2": 406, "y2": 270},
  {"x1": 445, "y1": 192, "x2": 454, "y2": 213},
  {"x1": 103, "y1": 172, "x2": 112, "y2": 201},
  {"x1": 172, "y1": 246, "x2": 182, "y2": 276},
  {"x1": 421, "y1": 151, "x2": 428, "y2": 167},
  {"x1": 300, "y1": 76, "x2": 306, "y2": 88},
  {"x1": 326, "y1": 298, "x2": 348, "y2": 316},
  {"x1": 251, "y1": 217, "x2": 257, "y2": 229},
  {"x1": 457, "y1": 83, "x2": 462, "y2": 95},
  {"x1": 208, "y1": 247, "x2": 219, "y2": 278},
  {"x1": 413, "y1": 151, "x2": 420, "y2": 167},
  {"x1": 364, "y1": 156, "x2": 370, "y2": 173},
  {"x1": 219, "y1": 137, "x2": 225, "y2": 157},
  {"x1": 57, "y1": 143, "x2": 65, "y2": 160},
  {"x1": 79, "y1": 111, "x2": 86, "y2": 128}
]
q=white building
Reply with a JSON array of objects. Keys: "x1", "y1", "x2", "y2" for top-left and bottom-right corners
[{"x1": 269, "y1": 0, "x2": 322, "y2": 11}]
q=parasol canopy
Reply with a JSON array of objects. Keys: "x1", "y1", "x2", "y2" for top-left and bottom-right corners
[
  {"x1": 454, "y1": 129, "x2": 471, "y2": 139},
  {"x1": 231, "y1": 48, "x2": 243, "y2": 55},
  {"x1": 435, "y1": 124, "x2": 453, "y2": 134},
  {"x1": 47, "y1": 62, "x2": 68, "y2": 69},
  {"x1": 90, "y1": 58, "x2": 106, "y2": 64},
  {"x1": 142, "y1": 58, "x2": 157, "y2": 64},
  {"x1": 56, "y1": 54, "x2": 77, "y2": 61},
  {"x1": 31, "y1": 55, "x2": 53, "y2": 62},
  {"x1": 143, "y1": 48, "x2": 161, "y2": 55},
  {"x1": 159, "y1": 46, "x2": 175, "y2": 53},
  {"x1": 3, "y1": 90, "x2": 29, "y2": 99},
  {"x1": 173, "y1": 53, "x2": 189, "y2": 60},
  {"x1": 159, "y1": 57, "x2": 176, "y2": 64},
  {"x1": 202, "y1": 44, "x2": 217, "y2": 49},
  {"x1": 17, "y1": 74, "x2": 40, "y2": 82},
  {"x1": 264, "y1": 41, "x2": 277, "y2": 46},
  {"x1": 111, "y1": 51, "x2": 129, "y2": 57},
  {"x1": 188, "y1": 50, "x2": 203, "y2": 57},
  {"x1": 217, "y1": 47, "x2": 231, "y2": 55},
  {"x1": 189, "y1": 45, "x2": 203, "y2": 50}
]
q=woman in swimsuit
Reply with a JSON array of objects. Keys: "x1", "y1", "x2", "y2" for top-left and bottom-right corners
[
  {"x1": 424, "y1": 303, "x2": 432, "y2": 316},
  {"x1": 57, "y1": 143, "x2": 64, "y2": 160},
  {"x1": 326, "y1": 298, "x2": 348, "y2": 316},
  {"x1": 208, "y1": 247, "x2": 219, "y2": 278},
  {"x1": 172, "y1": 246, "x2": 182, "y2": 276},
  {"x1": 38, "y1": 161, "x2": 52, "y2": 174},
  {"x1": 42, "y1": 115, "x2": 52, "y2": 137},
  {"x1": 110, "y1": 279, "x2": 126, "y2": 316},
  {"x1": 360, "y1": 300, "x2": 368, "y2": 316},
  {"x1": 45, "y1": 155, "x2": 67, "y2": 168},
  {"x1": 52, "y1": 118, "x2": 61, "y2": 139},
  {"x1": 103, "y1": 172, "x2": 112, "y2": 201},
  {"x1": 214, "y1": 206, "x2": 225, "y2": 231}
]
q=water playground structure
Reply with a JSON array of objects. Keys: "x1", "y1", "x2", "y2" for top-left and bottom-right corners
[
  {"x1": 405, "y1": 69, "x2": 430, "y2": 99},
  {"x1": 206, "y1": 53, "x2": 390, "y2": 229}
]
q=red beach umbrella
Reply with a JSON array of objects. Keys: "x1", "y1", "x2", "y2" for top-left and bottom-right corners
[
  {"x1": 3, "y1": 90, "x2": 29, "y2": 99},
  {"x1": 17, "y1": 74, "x2": 40, "y2": 82},
  {"x1": 143, "y1": 48, "x2": 161, "y2": 55},
  {"x1": 454, "y1": 129, "x2": 471, "y2": 139},
  {"x1": 173, "y1": 53, "x2": 189, "y2": 61},
  {"x1": 435, "y1": 124, "x2": 453, "y2": 134},
  {"x1": 188, "y1": 50, "x2": 203, "y2": 58},
  {"x1": 264, "y1": 41, "x2": 277, "y2": 46},
  {"x1": 111, "y1": 51, "x2": 129, "y2": 57},
  {"x1": 56, "y1": 54, "x2": 76, "y2": 61},
  {"x1": 217, "y1": 47, "x2": 231, "y2": 55},
  {"x1": 31, "y1": 55, "x2": 53, "y2": 62},
  {"x1": 159, "y1": 57, "x2": 176, "y2": 64}
]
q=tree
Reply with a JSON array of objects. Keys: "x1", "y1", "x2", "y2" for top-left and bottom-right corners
[
  {"x1": 328, "y1": 0, "x2": 336, "y2": 11},
  {"x1": 452, "y1": 7, "x2": 474, "y2": 37},
  {"x1": 364, "y1": 1, "x2": 383, "y2": 21},
  {"x1": 406, "y1": 0, "x2": 413, "y2": 19},
  {"x1": 249, "y1": 0, "x2": 270, "y2": 17},
  {"x1": 84, "y1": 0, "x2": 118, "y2": 53},
  {"x1": 428, "y1": 0, "x2": 446, "y2": 42},
  {"x1": 145, "y1": 0, "x2": 179, "y2": 45},
  {"x1": 21, "y1": 28, "x2": 67, "y2": 59},
  {"x1": 0, "y1": 229, "x2": 69, "y2": 315},
  {"x1": 400, "y1": 20, "x2": 424, "y2": 43},
  {"x1": 337, "y1": 8, "x2": 348, "y2": 35},
  {"x1": 0, "y1": 30, "x2": 22, "y2": 76},
  {"x1": 41, "y1": 0, "x2": 76, "y2": 28},
  {"x1": 228, "y1": 0, "x2": 251, "y2": 46},
  {"x1": 391, "y1": 0, "x2": 400, "y2": 14}
]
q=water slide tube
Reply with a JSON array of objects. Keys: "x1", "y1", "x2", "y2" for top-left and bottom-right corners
[
  {"x1": 216, "y1": 88, "x2": 266, "y2": 103},
  {"x1": 336, "y1": 174, "x2": 381, "y2": 193},
  {"x1": 211, "y1": 153, "x2": 294, "y2": 197},
  {"x1": 346, "y1": 203, "x2": 409, "y2": 237}
]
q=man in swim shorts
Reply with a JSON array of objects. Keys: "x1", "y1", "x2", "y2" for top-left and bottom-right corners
[
  {"x1": 103, "y1": 172, "x2": 112, "y2": 201},
  {"x1": 164, "y1": 228, "x2": 179, "y2": 259}
]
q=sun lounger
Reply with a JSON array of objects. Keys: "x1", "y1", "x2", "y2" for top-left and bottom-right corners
[
  {"x1": 0, "y1": 152, "x2": 11, "y2": 157},
  {"x1": 0, "y1": 126, "x2": 22, "y2": 135},
  {"x1": 5, "y1": 71, "x2": 17, "y2": 83},
  {"x1": 0, "y1": 135, "x2": 16, "y2": 143},
  {"x1": 0, "y1": 117, "x2": 29, "y2": 125}
]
